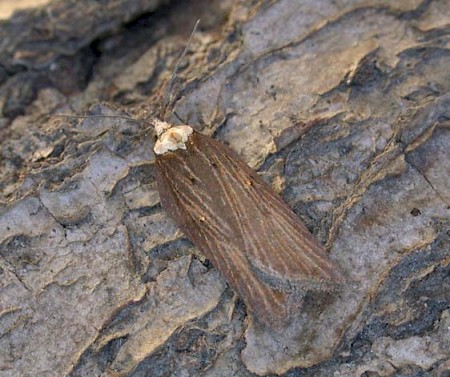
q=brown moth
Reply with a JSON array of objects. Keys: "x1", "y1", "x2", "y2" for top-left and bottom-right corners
[
  {"x1": 50, "y1": 20, "x2": 344, "y2": 327},
  {"x1": 152, "y1": 119, "x2": 344, "y2": 326}
]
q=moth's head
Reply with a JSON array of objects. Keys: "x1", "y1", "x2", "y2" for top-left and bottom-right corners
[{"x1": 153, "y1": 120, "x2": 193, "y2": 155}]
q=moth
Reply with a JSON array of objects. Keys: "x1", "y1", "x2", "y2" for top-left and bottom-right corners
[
  {"x1": 152, "y1": 118, "x2": 344, "y2": 326},
  {"x1": 54, "y1": 21, "x2": 344, "y2": 327}
]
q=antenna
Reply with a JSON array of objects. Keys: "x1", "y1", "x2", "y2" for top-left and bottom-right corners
[
  {"x1": 50, "y1": 20, "x2": 201, "y2": 129},
  {"x1": 48, "y1": 114, "x2": 154, "y2": 128},
  {"x1": 160, "y1": 19, "x2": 200, "y2": 119}
]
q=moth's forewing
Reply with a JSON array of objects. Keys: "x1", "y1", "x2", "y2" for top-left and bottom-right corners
[{"x1": 155, "y1": 132, "x2": 343, "y2": 325}]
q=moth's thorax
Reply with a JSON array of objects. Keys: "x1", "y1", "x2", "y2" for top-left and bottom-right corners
[
  {"x1": 153, "y1": 119, "x2": 172, "y2": 137},
  {"x1": 153, "y1": 122, "x2": 193, "y2": 155}
]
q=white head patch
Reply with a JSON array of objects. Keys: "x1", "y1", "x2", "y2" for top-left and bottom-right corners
[{"x1": 154, "y1": 125, "x2": 193, "y2": 155}]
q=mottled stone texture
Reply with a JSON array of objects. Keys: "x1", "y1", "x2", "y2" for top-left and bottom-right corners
[{"x1": 0, "y1": 0, "x2": 449, "y2": 376}]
